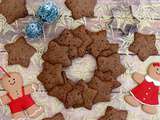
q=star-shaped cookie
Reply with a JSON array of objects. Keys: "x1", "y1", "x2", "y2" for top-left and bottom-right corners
[
  {"x1": 43, "y1": 41, "x2": 71, "y2": 67},
  {"x1": 66, "y1": 87, "x2": 84, "y2": 108},
  {"x1": 38, "y1": 62, "x2": 64, "y2": 91},
  {"x1": 88, "y1": 76, "x2": 114, "y2": 104},
  {"x1": 48, "y1": 80, "x2": 73, "y2": 103},
  {"x1": 95, "y1": 70, "x2": 121, "y2": 89},
  {"x1": 65, "y1": 0, "x2": 97, "y2": 19},
  {"x1": 87, "y1": 30, "x2": 110, "y2": 57},
  {"x1": 72, "y1": 25, "x2": 93, "y2": 57},
  {"x1": 0, "y1": 0, "x2": 28, "y2": 24},
  {"x1": 129, "y1": 32, "x2": 158, "y2": 61},
  {"x1": 76, "y1": 80, "x2": 97, "y2": 109},
  {"x1": 5, "y1": 36, "x2": 36, "y2": 67},
  {"x1": 97, "y1": 54, "x2": 126, "y2": 78},
  {"x1": 56, "y1": 29, "x2": 83, "y2": 59},
  {"x1": 98, "y1": 106, "x2": 128, "y2": 120}
]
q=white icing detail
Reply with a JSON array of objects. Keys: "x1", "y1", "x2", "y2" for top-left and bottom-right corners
[{"x1": 145, "y1": 75, "x2": 160, "y2": 86}]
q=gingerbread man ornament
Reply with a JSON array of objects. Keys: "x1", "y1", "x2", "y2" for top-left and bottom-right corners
[
  {"x1": 125, "y1": 62, "x2": 160, "y2": 114},
  {"x1": 0, "y1": 66, "x2": 43, "y2": 120}
]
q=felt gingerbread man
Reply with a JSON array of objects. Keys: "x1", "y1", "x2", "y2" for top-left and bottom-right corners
[
  {"x1": 0, "y1": 66, "x2": 43, "y2": 120},
  {"x1": 124, "y1": 62, "x2": 160, "y2": 114}
]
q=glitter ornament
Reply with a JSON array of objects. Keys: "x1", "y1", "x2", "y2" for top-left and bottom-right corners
[
  {"x1": 25, "y1": 21, "x2": 43, "y2": 39},
  {"x1": 37, "y1": 2, "x2": 59, "y2": 23}
]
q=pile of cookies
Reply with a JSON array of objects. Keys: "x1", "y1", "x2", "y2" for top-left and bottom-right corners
[{"x1": 38, "y1": 25, "x2": 126, "y2": 109}]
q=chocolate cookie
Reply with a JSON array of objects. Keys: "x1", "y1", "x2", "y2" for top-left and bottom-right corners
[
  {"x1": 65, "y1": 0, "x2": 97, "y2": 19},
  {"x1": 75, "y1": 80, "x2": 97, "y2": 109},
  {"x1": 38, "y1": 62, "x2": 64, "y2": 91},
  {"x1": 56, "y1": 29, "x2": 83, "y2": 59},
  {"x1": 79, "y1": 81, "x2": 97, "y2": 109},
  {"x1": 48, "y1": 80, "x2": 73, "y2": 103},
  {"x1": 129, "y1": 32, "x2": 158, "y2": 61},
  {"x1": 87, "y1": 30, "x2": 110, "y2": 57},
  {"x1": 0, "y1": 0, "x2": 28, "y2": 24},
  {"x1": 88, "y1": 76, "x2": 114, "y2": 104},
  {"x1": 43, "y1": 113, "x2": 64, "y2": 120},
  {"x1": 98, "y1": 106, "x2": 128, "y2": 120},
  {"x1": 43, "y1": 41, "x2": 71, "y2": 67},
  {"x1": 97, "y1": 54, "x2": 126, "y2": 78},
  {"x1": 100, "y1": 44, "x2": 119, "y2": 57},
  {"x1": 66, "y1": 87, "x2": 84, "y2": 108},
  {"x1": 5, "y1": 36, "x2": 36, "y2": 68},
  {"x1": 95, "y1": 70, "x2": 121, "y2": 89},
  {"x1": 72, "y1": 25, "x2": 93, "y2": 56}
]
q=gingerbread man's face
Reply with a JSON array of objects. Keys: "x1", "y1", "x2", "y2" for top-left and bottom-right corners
[
  {"x1": 1, "y1": 72, "x2": 23, "y2": 92},
  {"x1": 147, "y1": 63, "x2": 160, "y2": 81}
]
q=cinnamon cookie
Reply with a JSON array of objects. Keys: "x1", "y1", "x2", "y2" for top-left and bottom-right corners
[
  {"x1": 98, "y1": 106, "x2": 128, "y2": 120},
  {"x1": 97, "y1": 54, "x2": 126, "y2": 78},
  {"x1": 0, "y1": 0, "x2": 28, "y2": 24},
  {"x1": 100, "y1": 44, "x2": 119, "y2": 57},
  {"x1": 95, "y1": 70, "x2": 121, "y2": 89},
  {"x1": 5, "y1": 36, "x2": 36, "y2": 67},
  {"x1": 88, "y1": 76, "x2": 114, "y2": 104},
  {"x1": 48, "y1": 80, "x2": 73, "y2": 103},
  {"x1": 129, "y1": 32, "x2": 158, "y2": 61},
  {"x1": 77, "y1": 81, "x2": 97, "y2": 109},
  {"x1": 56, "y1": 29, "x2": 82, "y2": 59},
  {"x1": 65, "y1": 0, "x2": 97, "y2": 19},
  {"x1": 43, "y1": 41, "x2": 71, "y2": 67},
  {"x1": 37, "y1": 62, "x2": 64, "y2": 91},
  {"x1": 66, "y1": 87, "x2": 84, "y2": 108},
  {"x1": 72, "y1": 25, "x2": 93, "y2": 56},
  {"x1": 87, "y1": 30, "x2": 110, "y2": 57}
]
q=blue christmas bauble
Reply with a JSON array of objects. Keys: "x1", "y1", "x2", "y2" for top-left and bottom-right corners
[
  {"x1": 25, "y1": 21, "x2": 43, "y2": 39},
  {"x1": 37, "y1": 2, "x2": 59, "y2": 23}
]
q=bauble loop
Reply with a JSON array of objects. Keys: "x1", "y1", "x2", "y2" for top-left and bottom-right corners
[
  {"x1": 37, "y1": 1, "x2": 59, "y2": 23},
  {"x1": 25, "y1": 21, "x2": 43, "y2": 39}
]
